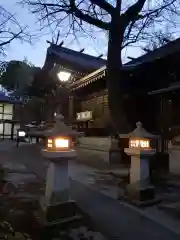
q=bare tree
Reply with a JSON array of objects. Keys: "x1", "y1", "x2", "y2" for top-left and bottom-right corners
[
  {"x1": 142, "y1": 29, "x2": 175, "y2": 52},
  {"x1": 21, "y1": 0, "x2": 180, "y2": 133},
  {"x1": 0, "y1": 5, "x2": 31, "y2": 55}
]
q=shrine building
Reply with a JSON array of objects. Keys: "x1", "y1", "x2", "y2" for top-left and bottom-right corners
[{"x1": 43, "y1": 38, "x2": 180, "y2": 138}]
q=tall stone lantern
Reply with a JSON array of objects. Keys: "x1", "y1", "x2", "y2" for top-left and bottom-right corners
[
  {"x1": 121, "y1": 122, "x2": 159, "y2": 204},
  {"x1": 40, "y1": 114, "x2": 78, "y2": 222}
]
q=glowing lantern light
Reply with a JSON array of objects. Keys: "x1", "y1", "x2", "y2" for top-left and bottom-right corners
[
  {"x1": 55, "y1": 138, "x2": 69, "y2": 148},
  {"x1": 129, "y1": 138, "x2": 150, "y2": 149},
  {"x1": 47, "y1": 138, "x2": 53, "y2": 148},
  {"x1": 47, "y1": 136, "x2": 71, "y2": 150}
]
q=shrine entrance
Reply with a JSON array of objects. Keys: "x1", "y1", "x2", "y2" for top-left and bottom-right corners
[{"x1": 148, "y1": 83, "x2": 180, "y2": 139}]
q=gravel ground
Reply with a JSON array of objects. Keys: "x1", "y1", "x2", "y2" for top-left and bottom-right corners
[{"x1": 0, "y1": 151, "x2": 107, "y2": 240}]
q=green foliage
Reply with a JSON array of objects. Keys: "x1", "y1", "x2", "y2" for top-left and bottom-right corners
[
  {"x1": 0, "y1": 60, "x2": 38, "y2": 92},
  {"x1": 0, "y1": 61, "x2": 7, "y2": 77},
  {"x1": 22, "y1": 97, "x2": 46, "y2": 122},
  {"x1": 27, "y1": 68, "x2": 57, "y2": 97},
  {"x1": 23, "y1": 57, "x2": 35, "y2": 68}
]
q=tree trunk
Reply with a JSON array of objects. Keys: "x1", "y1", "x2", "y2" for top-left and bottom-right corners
[{"x1": 107, "y1": 16, "x2": 132, "y2": 134}]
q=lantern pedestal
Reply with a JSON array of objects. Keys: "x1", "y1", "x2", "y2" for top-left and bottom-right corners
[
  {"x1": 120, "y1": 121, "x2": 160, "y2": 206},
  {"x1": 40, "y1": 149, "x2": 76, "y2": 223},
  {"x1": 124, "y1": 148, "x2": 156, "y2": 204},
  {"x1": 37, "y1": 113, "x2": 80, "y2": 224}
]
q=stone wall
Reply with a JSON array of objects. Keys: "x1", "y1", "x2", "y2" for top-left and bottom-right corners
[{"x1": 78, "y1": 137, "x2": 120, "y2": 164}]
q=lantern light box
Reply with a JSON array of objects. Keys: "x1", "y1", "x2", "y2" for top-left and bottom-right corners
[
  {"x1": 47, "y1": 136, "x2": 71, "y2": 150},
  {"x1": 18, "y1": 131, "x2": 26, "y2": 137},
  {"x1": 130, "y1": 139, "x2": 150, "y2": 149}
]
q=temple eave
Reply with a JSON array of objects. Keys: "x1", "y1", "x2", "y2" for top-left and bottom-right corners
[{"x1": 70, "y1": 67, "x2": 106, "y2": 91}]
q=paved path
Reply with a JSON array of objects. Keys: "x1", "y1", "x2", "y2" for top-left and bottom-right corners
[
  {"x1": 71, "y1": 180, "x2": 180, "y2": 240},
  {"x1": 1, "y1": 141, "x2": 180, "y2": 240}
]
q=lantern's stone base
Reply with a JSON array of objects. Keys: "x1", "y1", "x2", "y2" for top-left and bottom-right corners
[
  {"x1": 40, "y1": 189, "x2": 70, "y2": 210},
  {"x1": 126, "y1": 183, "x2": 154, "y2": 201},
  {"x1": 121, "y1": 183, "x2": 160, "y2": 207},
  {"x1": 36, "y1": 200, "x2": 80, "y2": 225}
]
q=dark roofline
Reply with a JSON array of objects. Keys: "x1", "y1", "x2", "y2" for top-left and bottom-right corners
[
  {"x1": 44, "y1": 38, "x2": 180, "y2": 91},
  {"x1": 46, "y1": 37, "x2": 180, "y2": 74},
  {"x1": 128, "y1": 38, "x2": 180, "y2": 65},
  {"x1": 148, "y1": 82, "x2": 180, "y2": 95},
  {"x1": 70, "y1": 38, "x2": 180, "y2": 90},
  {"x1": 0, "y1": 99, "x2": 22, "y2": 104},
  {"x1": 47, "y1": 43, "x2": 106, "y2": 65}
]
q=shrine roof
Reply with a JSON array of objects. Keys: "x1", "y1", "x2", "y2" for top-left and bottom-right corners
[
  {"x1": 70, "y1": 38, "x2": 180, "y2": 90},
  {"x1": 0, "y1": 91, "x2": 21, "y2": 104},
  {"x1": 70, "y1": 65, "x2": 106, "y2": 90},
  {"x1": 148, "y1": 82, "x2": 180, "y2": 95},
  {"x1": 130, "y1": 38, "x2": 180, "y2": 65},
  {"x1": 47, "y1": 43, "x2": 106, "y2": 73}
]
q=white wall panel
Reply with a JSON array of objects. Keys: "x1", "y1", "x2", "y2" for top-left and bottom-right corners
[
  {"x1": 3, "y1": 114, "x2": 12, "y2": 120},
  {"x1": 0, "y1": 123, "x2": 3, "y2": 134},
  {"x1": 4, "y1": 104, "x2": 13, "y2": 114},
  {"x1": 4, "y1": 123, "x2": 11, "y2": 135}
]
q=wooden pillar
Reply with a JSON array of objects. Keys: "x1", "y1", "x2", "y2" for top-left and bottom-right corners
[
  {"x1": 68, "y1": 96, "x2": 74, "y2": 120},
  {"x1": 162, "y1": 97, "x2": 172, "y2": 136}
]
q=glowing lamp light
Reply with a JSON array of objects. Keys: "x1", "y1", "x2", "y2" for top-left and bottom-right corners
[
  {"x1": 18, "y1": 131, "x2": 26, "y2": 137},
  {"x1": 57, "y1": 71, "x2": 71, "y2": 82},
  {"x1": 47, "y1": 137, "x2": 70, "y2": 150},
  {"x1": 55, "y1": 138, "x2": 69, "y2": 148},
  {"x1": 47, "y1": 138, "x2": 53, "y2": 148},
  {"x1": 130, "y1": 138, "x2": 150, "y2": 149}
]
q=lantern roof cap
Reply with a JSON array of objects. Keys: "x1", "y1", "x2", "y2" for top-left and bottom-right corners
[
  {"x1": 44, "y1": 114, "x2": 77, "y2": 137},
  {"x1": 120, "y1": 122, "x2": 159, "y2": 139}
]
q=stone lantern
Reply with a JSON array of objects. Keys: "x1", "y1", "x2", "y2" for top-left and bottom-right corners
[
  {"x1": 40, "y1": 114, "x2": 77, "y2": 222},
  {"x1": 123, "y1": 122, "x2": 159, "y2": 203}
]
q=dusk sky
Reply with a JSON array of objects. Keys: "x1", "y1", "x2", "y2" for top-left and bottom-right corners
[{"x1": 1, "y1": 0, "x2": 146, "y2": 68}]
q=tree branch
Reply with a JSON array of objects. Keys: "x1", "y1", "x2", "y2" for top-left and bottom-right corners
[
  {"x1": 0, "y1": 29, "x2": 24, "y2": 47},
  {"x1": 139, "y1": 0, "x2": 177, "y2": 20},
  {"x1": 26, "y1": 0, "x2": 111, "y2": 30},
  {"x1": 90, "y1": 0, "x2": 114, "y2": 14},
  {"x1": 0, "y1": 5, "x2": 31, "y2": 55},
  {"x1": 122, "y1": 0, "x2": 146, "y2": 23},
  {"x1": 122, "y1": 17, "x2": 148, "y2": 49},
  {"x1": 72, "y1": 6, "x2": 110, "y2": 30},
  {"x1": 69, "y1": 0, "x2": 110, "y2": 30}
]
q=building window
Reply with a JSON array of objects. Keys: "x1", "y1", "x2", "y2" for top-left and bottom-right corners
[
  {"x1": 3, "y1": 114, "x2": 12, "y2": 120},
  {"x1": 0, "y1": 104, "x2": 13, "y2": 120}
]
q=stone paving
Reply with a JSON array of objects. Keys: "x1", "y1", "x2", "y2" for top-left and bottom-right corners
[
  {"x1": 0, "y1": 141, "x2": 107, "y2": 239},
  {"x1": 1, "y1": 141, "x2": 180, "y2": 239}
]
